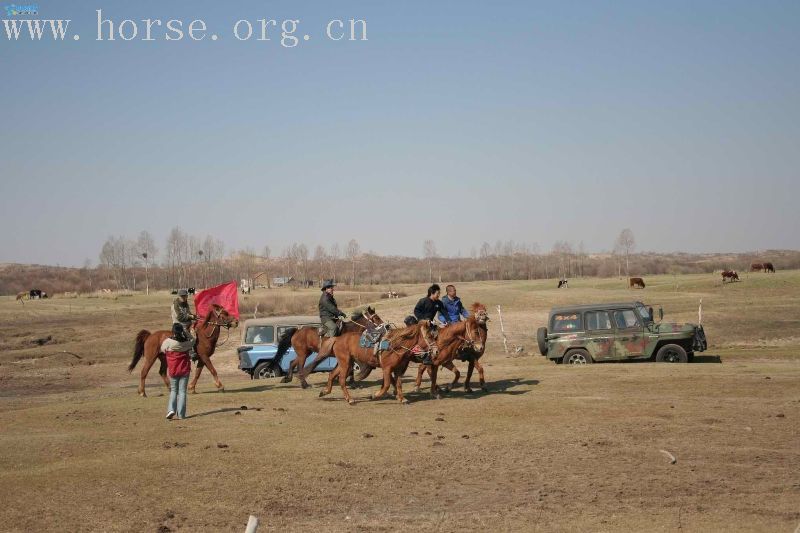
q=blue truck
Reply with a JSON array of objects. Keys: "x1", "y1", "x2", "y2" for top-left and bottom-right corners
[{"x1": 237, "y1": 315, "x2": 342, "y2": 379}]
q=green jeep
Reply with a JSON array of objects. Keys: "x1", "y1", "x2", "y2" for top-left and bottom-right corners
[{"x1": 537, "y1": 301, "x2": 707, "y2": 365}]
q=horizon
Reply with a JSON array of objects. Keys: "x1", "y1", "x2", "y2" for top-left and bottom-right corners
[{"x1": 2, "y1": 1, "x2": 799, "y2": 266}]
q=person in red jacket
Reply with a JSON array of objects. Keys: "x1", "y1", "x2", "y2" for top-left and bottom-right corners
[{"x1": 161, "y1": 323, "x2": 193, "y2": 420}]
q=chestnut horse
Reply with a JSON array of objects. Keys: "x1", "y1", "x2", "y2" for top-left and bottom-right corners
[
  {"x1": 424, "y1": 313, "x2": 488, "y2": 399},
  {"x1": 369, "y1": 321, "x2": 440, "y2": 404},
  {"x1": 415, "y1": 303, "x2": 490, "y2": 393},
  {"x1": 275, "y1": 306, "x2": 383, "y2": 388},
  {"x1": 128, "y1": 304, "x2": 238, "y2": 397}
]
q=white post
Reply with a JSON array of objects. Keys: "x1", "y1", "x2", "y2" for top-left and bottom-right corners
[
  {"x1": 245, "y1": 515, "x2": 259, "y2": 533},
  {"x1": 496, "y1": 305, "x2": 509, "y2": 354},
  {"x1": 698, "y1": 298, "x2": 702, "y2": 325}
]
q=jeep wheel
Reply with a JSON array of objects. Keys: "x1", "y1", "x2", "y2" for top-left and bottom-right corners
[
  {"x1": 655, "y1": 344, "x2": 688, "y2": 363},
  {"x1": 537, "y1": 327, "x2": 549, "y2": 356},
  {"x1": 253, "y1": 361, "x2": 283, "y2": 379},
  {"x1": 562, "y1": 349, "x2": 593, "y2": 365}
]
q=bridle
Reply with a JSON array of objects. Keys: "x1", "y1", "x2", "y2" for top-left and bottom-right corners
[{"x1": 201, "y1": 307, "x2": 238, "y2": 346}]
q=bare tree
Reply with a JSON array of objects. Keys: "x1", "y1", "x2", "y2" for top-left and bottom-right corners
[
  {"x1": 423, "y1": 240, "x2": 437, "y2": 282},
  {"x1": 479, "y1": 242, "x2": 492, "y2": 280},
  {"x1": 313, "y1": 245, "x2": 327, "y2": 285},
  {"x1": 346, "y1": 239, "x2": 360, "y2": 286},
  {"x1": 329, "y1": 243, "x2": 340, "y2": 284},
  {"x1": 615, "y1": 229, "x2": 636, "y2": 277},
  {"x1": 296, "y1": 244, "x2": 309, "y2": 285},
  {"x1": 136, "y1": 231, "x2": 157, "y2": 295}
]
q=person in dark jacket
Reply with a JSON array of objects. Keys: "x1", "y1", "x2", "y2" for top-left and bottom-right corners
[
  {"x1": 412, "y1": 284, "x2": 449, "y2": 365},
  {"x1": 414, "y1": 284, "x2": 449, "y2": 324},
  {"x1": 317, "y1": 280, "x2": 347, "y2": 360},
  {"x1": 438, "y1": 284, "x2": 470, "y2": 323}
]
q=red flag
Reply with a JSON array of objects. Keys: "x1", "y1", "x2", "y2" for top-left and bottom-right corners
[{"x1": 194, "y1": 281, "x2": 240, "y2": 320}]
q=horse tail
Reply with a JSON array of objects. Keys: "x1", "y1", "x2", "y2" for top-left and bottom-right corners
[
  {"x1": 275, "y1": 327, "x2": 298, "y2": 360},
  {"x1": 129, "y1": 330, "x2": 150, "y2": 372}
]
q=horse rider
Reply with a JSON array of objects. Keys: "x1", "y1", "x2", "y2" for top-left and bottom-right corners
[
  {"x1": 412, "y1": 283, "x2": 450, "y2": 365},
  {"x1": 316, "y1": 280, "x2": 347, "y2": 361},
  {"x1": 171, "y1": 288, "x2": 198, "y2": 358},
  {"x1": 438, "y1": 284, "x2": 470, "y2": 324}
]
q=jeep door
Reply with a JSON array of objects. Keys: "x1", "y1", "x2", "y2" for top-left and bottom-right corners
[
  {"x1": 584, "y1": 310, "x2": 614, "y2": 360},
  {"x1": 612, "y1": 309, "x2": 647, "y2": 358}
]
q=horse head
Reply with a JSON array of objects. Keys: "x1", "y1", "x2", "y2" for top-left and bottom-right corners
[
  {"x1": 419, "y1": 320, "x2": 439, "y2": 357},
  {"x1": 471, "y1": 302, "x2": 489, "y2": 325},
  {"x1": 202, "y1": 304, "x2": 239, "y2": 329},
  {"x1": 352, "y1": 306, "x2": 385, "y2": 330}
]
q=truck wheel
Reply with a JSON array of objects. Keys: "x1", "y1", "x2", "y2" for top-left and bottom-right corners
[
  {"x1": 253, "y1": 361, "x2": 283, "y2": 379},
  {"x1": 655, "y1": 344, "x2": 688, "y2": 363},
  {"x1": 537, "y1": 327, "x2": 549, "y2": 356},
  {"x1": 563, "y1": 349, "x2": 593, "y2": 365}
]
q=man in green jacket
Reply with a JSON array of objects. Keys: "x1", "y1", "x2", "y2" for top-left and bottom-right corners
[{"x1": 317, "y1": 280, "x2": 346, "y2": 361}]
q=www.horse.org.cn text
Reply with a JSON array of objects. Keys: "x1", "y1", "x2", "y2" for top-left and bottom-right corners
[{"x1": 2, "y1": 9, "x2": 368, "y2": 47}]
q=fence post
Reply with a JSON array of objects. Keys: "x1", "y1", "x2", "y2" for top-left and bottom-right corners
[
  {"x1": 245, "y1": 515, "x2": 259, "y2": 533},
  {"x1": 496, "y1": 305, "x2": 509, "y2": 354}
]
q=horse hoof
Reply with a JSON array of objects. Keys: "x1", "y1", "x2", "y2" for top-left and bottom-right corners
[
  {"x1": 189, "y1": 388, "x2": 196, "y2": 395},
  {"x1": 465, "y1": 388, "x2": 473, "y2": 394},
  {"x1": 280, "y1": 377, "x2": 290, "y2": 384},
  {"x1": 481, "y1": 386, "x2": 488, "y2": 392},
  {"x1": 400, "y1": 399, "x2": 410, "y2": 405},
  {"x1": 413, "y1": 387, "x2": 421, "y2": 393},
  {"x1": 443, "y1": 386, "x2": 451, "y2": 393},
  {"x1": 300, "y1": 382, "x2": 309, "y2": 390},
  {"x1": 318, "y1": 391, "x2": 326, "y2": 398},
  {"x1": 139, "y1": 392, "x2": 146, "y2": 398},
  {"x1": 434, "y1": 393, "x2": 443, "y2": 400},
  {"x1": 348, "y1": 399, "x2": 356, "y2": 406},
  {"x1": 218, "y1": 386, "x2": 225, "y2": 393}
]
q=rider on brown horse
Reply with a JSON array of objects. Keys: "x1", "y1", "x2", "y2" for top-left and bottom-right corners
[
  {"x1": 411, "y1": 284, "x2": 450, "y2": 364},
  {"x1": 172, "y1": 289, "x2": 198, "y2": 358},
  {"x1": 316, "y1": 280, "x2": 347, "y2": 362}
]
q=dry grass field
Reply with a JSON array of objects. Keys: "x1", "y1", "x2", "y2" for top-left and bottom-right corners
[{"x1": 1, "y1": 273, "x2": 798, "y2": 532}]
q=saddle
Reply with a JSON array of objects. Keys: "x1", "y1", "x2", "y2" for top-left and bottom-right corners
[{"x1": 359, "y1": 329, "x2": 390, "y2": 355}]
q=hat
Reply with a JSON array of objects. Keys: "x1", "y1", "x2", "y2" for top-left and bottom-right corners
[
  {"x1": 321, "y1": 280, "x2": 336, "y2": 290},
  {"x1": 177, "y1": 288, "x2": 189, "y2": 296}
]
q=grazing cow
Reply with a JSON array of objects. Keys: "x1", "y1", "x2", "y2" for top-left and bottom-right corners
[
  {"x1": 15, "y1": 292, "x2": 26, "y2": 304},
  {"x1": 721, "y1": 270, "x2": 739, "y2": 283},
  {"x1": 557, "y1": 279, "x2": 568, "y2": 288},
  {"x1": 763, "y1": 262, "x2": 775, "y2": 273},
  {"x1": 187, "y1": 287, "x2": 196, "y2": 295},
  {"x1": 29, "y1": 289, "x2": 43, "y2": 299},
  {"x1": 629, "y1": 277, "x2": 645, "y2": 289},
  {"x1": 751, "y1": 263, "x2": 764, "y2": 272}
]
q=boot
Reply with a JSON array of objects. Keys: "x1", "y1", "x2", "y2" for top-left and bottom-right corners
[
  {"x1": 318, "y1": 337, "x2": 336, "y2": 359},
  {"x1": 421, "y1": 351, "x2": 433, "y2": 366}
]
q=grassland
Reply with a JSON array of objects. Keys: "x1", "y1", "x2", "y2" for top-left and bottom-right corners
[{"x1": 0, "y1": 272, "x2": 798, "y2": 531}]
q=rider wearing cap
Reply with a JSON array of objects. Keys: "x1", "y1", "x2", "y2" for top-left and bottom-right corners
[
  {"x1": 171, "y1": 288, "x2": 198, "y2": 345},
  {"x1": 317, "y1": 280, "x2": 347, "y2": 361}
]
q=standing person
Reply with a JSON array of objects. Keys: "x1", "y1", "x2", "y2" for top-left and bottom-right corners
[
  {"x1": 317, "y1": 280, "x2": 347, "y2": 360},
  {"x1": 412, "y1": 284, "x2": 449, "y2": 365},
  {"x1": 161, "y1": 323, "x2": 193, "y2": 420},
  {"x1": 439, "y1": 284, "x2": 470, "y2": 323}
]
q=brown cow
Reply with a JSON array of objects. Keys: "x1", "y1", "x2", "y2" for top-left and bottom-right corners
[
  {"x1": 764, "y1": 262, "x2": 775, "y2": 273},
  {"x1": 751, "y1": 263, "x2": 764, "y2": 272},
  {"x1": 629, "y1": 277, "x2": 645, "y2": 289},
  {"x1": 721, "y1": 270, "x2": 739, "y2": 283}
]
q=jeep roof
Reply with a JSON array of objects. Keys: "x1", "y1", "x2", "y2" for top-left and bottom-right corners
[{"x1": 549, "y1": 301, "x2": 648, "y2": 315}]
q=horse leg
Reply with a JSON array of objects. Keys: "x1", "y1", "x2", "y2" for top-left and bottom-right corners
[
  {"x1": 372, "y1": 357, "x2": 394, "y2": 401},
  {"x1": 138, "y1": 354, "x2": 157, "y2": 397},
  {"x1": 395, "y1": 370, "x2": 408, "y2": 404},
  {"x1": 442, "y1": 361, "x2": 460, "y2": 393},
  {"x1": 194, "y1": 352, "x2": 224, "y2": 392},
  {"x1": 158, "y1": 354, "x2": 170, "y2": 391},
  {"x1": 414, "y1": 364, "x2": 427, "y2": 393},
  {"x1": 336, "y1": 355, "x2": 355, "y2": 405},
  {"x1": 282, "y1": 358, "x2": 296, "y2": 384},
  {"x1": 189, "y1": 362, "x2": 203, "y2": 394},
  {"x1": 319, "y1": 366, "x2": 338, "y2": 398},
  {"x1": 464, "y1": 360, "x2": 476, "y2": 393},
  {"x1": 430, "y1": 365, "x2": 442, "y2": 399},
  {"x1": 474, "y1": 358, "x2": 487, "y2": 392}
]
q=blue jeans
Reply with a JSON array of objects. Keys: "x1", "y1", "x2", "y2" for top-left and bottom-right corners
[{"x1": 168, "y1": 376, "x2": 189, "y2": 418}]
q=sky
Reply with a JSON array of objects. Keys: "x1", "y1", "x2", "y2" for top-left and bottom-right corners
[{"x1": 1, "y1": 0, "x2": 799, "y2": 266}]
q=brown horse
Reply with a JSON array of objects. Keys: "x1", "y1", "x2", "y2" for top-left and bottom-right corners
[
  {"x1": 764, "y1": 262, "x2": 776, "y2": 273},
  {"x1": 751, "y1": 263, "x2": 764, "y2": 272},
  {"x1": 368, "y1": 321, "x2": 440, "y2": 404},
  {"x1": 629, "y1": 277, "x2": 645, "y2": 289},
  {"x1": 415, "y1": 303, "x2": 490, "y2": 393},
  {"x1": 424, "y1": 313, "x2": 488, "y2": 399},
  {"x1": 128, "y1": 304, "x2": 239, "y2": 397},
  {"x1": 275, "y1": 306, "x2": 383, "y2": 388}
]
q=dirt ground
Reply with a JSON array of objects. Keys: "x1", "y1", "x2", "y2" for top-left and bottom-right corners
[{"x1": 1, "y1": 274, "x2": 798, "y2": 532}]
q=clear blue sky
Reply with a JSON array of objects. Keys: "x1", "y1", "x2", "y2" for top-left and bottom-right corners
[{"x1": 2, "y1": 0, "x2": 799, "y2": 265}]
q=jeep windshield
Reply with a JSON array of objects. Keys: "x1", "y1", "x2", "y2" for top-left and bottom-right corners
[{"x1": 636, "y1": 304, "x2": 653, "y2": 324}]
